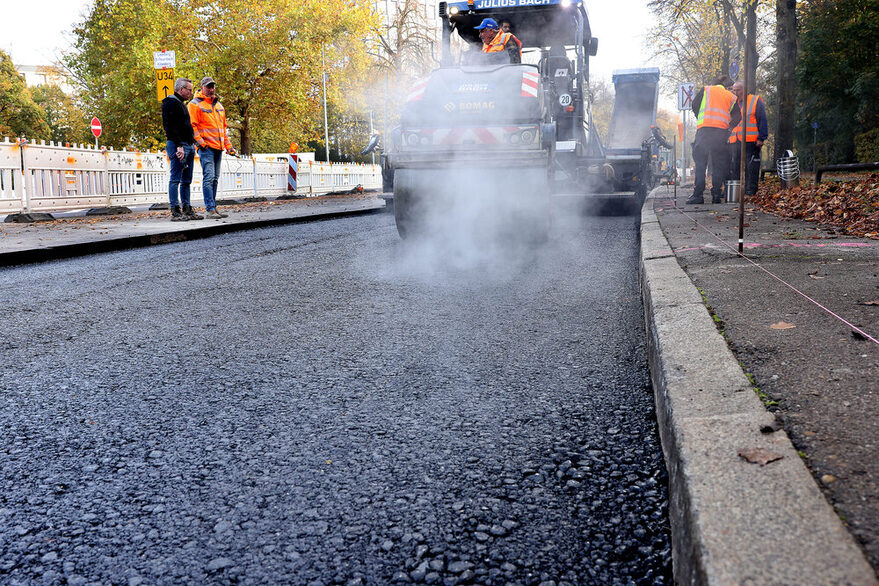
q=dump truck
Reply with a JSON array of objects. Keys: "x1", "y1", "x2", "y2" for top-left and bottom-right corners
[
  {"x1": 604, "y1": 68, "x2": 664, "y2": 199},
  {"x1": 386, "y1": 0, "x2": 661, "y2": 238}
]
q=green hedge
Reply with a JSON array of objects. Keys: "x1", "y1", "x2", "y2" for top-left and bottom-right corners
[{"x1": 854, "y1": 128, "x2": 879, "y2": 163}]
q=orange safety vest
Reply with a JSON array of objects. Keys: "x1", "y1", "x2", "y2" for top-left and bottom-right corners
[
  {"x1": 729, "y1": 94, "x2": 761, "y2": 143},
  {"x1": 696, "y1": 85, "x2": 737, "y2": 130},
  {"x1": 188, "y1": 91, "x2": 233, "y2": 151},
  {"x1": 483, "y1": 31, "x2": 521, "y2": 60}
]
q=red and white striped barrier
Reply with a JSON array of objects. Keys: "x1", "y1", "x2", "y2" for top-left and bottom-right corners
[{"x1": 288, "y1": 153, "x2": 298, "y2": 192}]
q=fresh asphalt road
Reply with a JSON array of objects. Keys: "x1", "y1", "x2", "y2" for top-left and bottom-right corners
[{"x1": 0, "y1": 209, "x2": 672, "y2": 585}]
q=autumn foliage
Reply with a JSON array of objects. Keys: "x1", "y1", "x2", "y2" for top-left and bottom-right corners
[{"x1": 750, "y1": 175, "x2": 879, "y2": 239}]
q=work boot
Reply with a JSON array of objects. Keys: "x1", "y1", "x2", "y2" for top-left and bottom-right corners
[
  {"x1": 712, "y1": 195, "x2": 724, "y2": 204},
  {"x1": 205, "y1": 209, "x2": 228, "y2": 219},
  {"x1": 685, "y1": 194, "x2": 704, "y2": 205},
  {"x1": 170, "y1": 206, "x2": 189, "y2": 221},
  {"x1": 183, "y1": 205, "x2": 204, "y2": 220}
]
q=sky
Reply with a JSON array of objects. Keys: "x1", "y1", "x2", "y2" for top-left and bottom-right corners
[{"x1": 0, "y1": 0, "x2": 673, "y2": 108}]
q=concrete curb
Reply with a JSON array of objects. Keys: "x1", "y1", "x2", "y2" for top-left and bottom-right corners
[
  {"x1": 0, "y1": 199, "x2": 385, "y2": 267},
  {"x1": 639, "y1": 193, "x2": 878, "y2": 584}
]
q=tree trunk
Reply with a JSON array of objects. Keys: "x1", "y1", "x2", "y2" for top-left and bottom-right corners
[
  {"x1": 774, "y1": 0, "x2": 797, "y2": 168},
  {"x1": 746, "y1": 1, "x2": 758, "y2": 89},
  {"x1": 721, "y1": 12, "x2": 731, "y2": 81},
  {"x1": 240, "y1": 115, "x2": 251, "y2": 156}
]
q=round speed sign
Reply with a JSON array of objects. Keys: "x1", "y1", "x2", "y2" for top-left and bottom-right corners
[{"x1": 558, "y1": 94, "x2": 572, "y2": 107}]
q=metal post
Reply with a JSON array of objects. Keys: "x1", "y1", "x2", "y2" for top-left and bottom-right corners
[
  {"x1": 369, "y1": 110, "x2": 375, "y2": 165},
  {"x1": 102, "y1": 147, "x2": 111, "y2": 208},
  {"x1": 738, "y1": 0, "x2": 755, "y2": 254},
  {"x1": 19, "y1": 139, "x2": 30, "y2": 214},
  {"x1": 322, "y1": 43, "x2": 330, "y2": 163},
  {"x1": 252, "y1": 157, "x2": 259, "y2": 199},
  {"x1": 673, "y1": 133, "x2": 677, "y2": 200},
  {"x1": 682, "y1": 110, "x2": 687, "y2": 183}
]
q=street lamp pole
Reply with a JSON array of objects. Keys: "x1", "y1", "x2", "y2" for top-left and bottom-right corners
[
  {"x1": 369, "y1": 110, "x2": 375, "y2": 164},
  {"x1": 322, "y1": 43, "x2": 330, "y2": 163}
]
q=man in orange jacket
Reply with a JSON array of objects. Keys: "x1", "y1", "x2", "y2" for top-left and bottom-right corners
[
  {"x1": 189, "y1": 76, "x2": 236, "y2": 219},
  {"x1": 476, "y1": 18, "x2": 521, "y2": 64},
  {"x1": 687, "y1": 76, "x2": 740, "y2": 204}
]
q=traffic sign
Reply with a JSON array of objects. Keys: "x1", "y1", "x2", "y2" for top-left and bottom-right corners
[
  {"x1": 678, "y1": 82, "x2": 696, "y2": 111},
  {"x1": 153, "y1": 50, "x2": 176, "y2": 69},
  {"x1": 91, "y1": 117, "x2": 102, "y2": 138},
  {"x1": 155, "y1": 68, "x2": 175, "y2": 102}
]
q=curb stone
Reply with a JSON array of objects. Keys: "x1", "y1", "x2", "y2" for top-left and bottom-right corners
[
  {"x1": 0, "y1": 198, "x2": 384, "y2": 267},
  {"x1": 639, "y1": 190, "x2": 878, "y2": 585}
]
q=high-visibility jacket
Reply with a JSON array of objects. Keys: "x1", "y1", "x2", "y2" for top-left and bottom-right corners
[
  {"x1": 188, "y1": 91, "x2": 233, "y2": 151},
  {"x1": 483, "y1": 31, "x2": 522, "y2": 60},
  {"x1": 729, "y1": 94, "x2": 761, "y2": 143},
  {"x1": 696, "y1": 85, "x2": 737, "y2": 130}
]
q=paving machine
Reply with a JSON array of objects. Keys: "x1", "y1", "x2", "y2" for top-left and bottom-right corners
[{"x1": 387, "y1": 0, "x2": 656, "y2": 237}]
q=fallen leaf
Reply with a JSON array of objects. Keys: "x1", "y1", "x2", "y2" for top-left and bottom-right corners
[
  {"x1": 808, "y1": 274, "x2": 825, "y2": 279},
  {"x1": 858, "y1": 300, "x2": 879, "y2": 306},
  {"x1": 770, "y1": 321, "x2": 796, "y2": 330},
  {"x1": 820, "y1": 474, "x2": 837, "y2": 485},
  {"x1": 738, "y1": 447, "x2": 784, "y2": 466}
]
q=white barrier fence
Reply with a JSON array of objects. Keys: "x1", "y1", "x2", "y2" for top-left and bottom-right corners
[{"x1": 0, "y1": 138, "x2": 382, "y2": 215}]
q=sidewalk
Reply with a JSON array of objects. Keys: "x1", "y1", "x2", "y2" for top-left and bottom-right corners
[
  {"x1": 641, "y1": 184, "x2": 878, "y2": 583},
  {"x1": 0, "y1": 194, "x2": 385, "y2": 266}
]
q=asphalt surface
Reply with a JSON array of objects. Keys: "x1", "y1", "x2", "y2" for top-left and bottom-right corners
[
  {"x1": 0, "y1": 209, "x2": 673, "y2": 584},
  {"x1": 650, "y1": 185, "x2": 879, "y2": 577}
]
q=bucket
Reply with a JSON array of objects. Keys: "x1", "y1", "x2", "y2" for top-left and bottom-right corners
[{"x1": 725, "y1": 180, "x2": 741, "y2": 203}]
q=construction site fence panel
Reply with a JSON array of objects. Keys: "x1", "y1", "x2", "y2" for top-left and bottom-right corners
[{"x1": 0, "y1": 138, "x2": 381, "y2": 215}]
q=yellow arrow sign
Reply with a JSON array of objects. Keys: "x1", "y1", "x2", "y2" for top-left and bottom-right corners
[{"x1": 156, "y1": 68, "x2": 175, "y2": 102}]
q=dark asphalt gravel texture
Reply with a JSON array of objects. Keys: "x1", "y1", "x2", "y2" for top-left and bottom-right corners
[{"x1": 0, "y1": 209, "x2": 672, "y2": 585}]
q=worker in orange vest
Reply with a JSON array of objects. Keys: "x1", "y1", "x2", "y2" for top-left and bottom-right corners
[
  {"x1": 476, "y1": 18, "x2": 521, "y2": 64},
  {"x1": 687, "y1": 76, "x2": 741, "y2": 204},
  {"x1": 501, "y1": 20, "x2": 523, "y2": 52},
  {"x1": 728, "y1": 81, "x2": 768, "y2": 196},
  {"x1": 188, "y1": 76, "x2": 236, "y2": 219}
]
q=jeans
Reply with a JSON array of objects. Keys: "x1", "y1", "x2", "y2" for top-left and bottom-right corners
[
  {"x1": 692, "y1": 127, "x2": 730, "y2": 200},
  {"x1": 729, "y1": 142, "x2": 762, "y2": 195},
  {"x1": 199, "y1": 147, "x2": 223, "y2": 211},
  {"x1": 166, "y1": 141, "x2": 194, "y2": 207}
]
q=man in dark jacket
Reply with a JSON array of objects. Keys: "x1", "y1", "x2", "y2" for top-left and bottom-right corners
[{"x1": 161, "y1": 78, "x2": 202, "y2": 221}]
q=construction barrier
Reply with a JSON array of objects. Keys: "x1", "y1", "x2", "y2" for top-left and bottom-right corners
[
  {"x1": 0, "y1": 138, "x2": 382, "y2": 215},
  {"x1": 288, "y1": 153, "x2": 298, "y2": 192}
]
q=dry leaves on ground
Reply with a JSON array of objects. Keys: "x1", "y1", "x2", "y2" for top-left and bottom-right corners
[
  {"x1": 750, "y1": 174, "x2": 879, "y2": 239},
  {"x1": 738, "y1": 447, "x2": 785, "y2": 466}
]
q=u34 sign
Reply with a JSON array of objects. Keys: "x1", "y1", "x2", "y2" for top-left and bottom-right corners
[{"x1": 155, "y1": 68, "x2": 175, "y2": 101}]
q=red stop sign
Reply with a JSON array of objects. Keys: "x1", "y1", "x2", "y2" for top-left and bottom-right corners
[{"x1": 91, "y1": 117, "x2": 102, "y2": 138}]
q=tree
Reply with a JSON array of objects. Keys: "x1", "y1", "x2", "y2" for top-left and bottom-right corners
[
  {"x1": 647, "y1": 0, "x2": 773, "y2": 91},
  {"x1": 773, "y1": 0, "x2": 797, "y2": 166},
  {"x1": 30, "y1": 85, "x2": 91, "y2": 145},
  {"x1": 365, "y1": 0, "x2": 436, "y2": 139},
  {"x1": 65, "y1": 0, "x2": 377, "y2": 155},
  {"x1": 65, "y1": 0, "x2": 190, "y2": 149},
  {"x1": 183, "y1": 0, "x2": 374, "y2": 155},
  {"x1": 0, "y1": 50, "x2": 50, "y2": 139},
  {"x1": 588, "y1": 77, "x2": 614, "y2": 141},
  {"x1": 797, "y1": 0, "x2": 879, "y2": 163}
]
